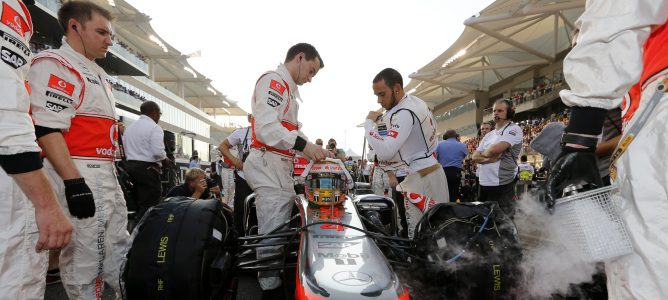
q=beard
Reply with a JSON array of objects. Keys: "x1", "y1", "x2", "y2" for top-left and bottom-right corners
[{"x1": 383, "y1": 93, "x2": 399, "y2": 110}]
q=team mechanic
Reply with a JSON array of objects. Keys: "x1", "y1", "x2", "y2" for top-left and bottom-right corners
[
  {"x1": 546, "y1": 0, "x2": 668, "y2": 298},
  {"x1": 0, "y1": 0, "x2": 73, "y2": 298},
  {"x1": 219, "y1": 114, "x2": 253, "y2": 233},
  {"x1": 365, "y1": 68, "x2": 448, "y2": 239},
  {"x1": 243, "y1": 43, "x2": 331, "y2": 294},
  {"x1": 27, "y1": 2, "x2": 129, "y2": 299}
]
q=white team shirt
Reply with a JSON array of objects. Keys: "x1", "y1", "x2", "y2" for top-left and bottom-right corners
[
  {"x1": 364, "y1": 94, "x2": 438, "y2": 174},
  {"x1": 476, "y1": 123, "x2": 523, "y2": 186},
  {"x1": 226, "y1": 126, "x2": 252, "y2": 179}
]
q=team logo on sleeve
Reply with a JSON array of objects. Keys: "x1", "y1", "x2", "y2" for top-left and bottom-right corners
[
  {"x1": 48, "y1": 74, "x2": 75, "y2": 96},
  {"x1": 387, "y1": 130, "x2": 399, "y2": 138},
  {"x1": 1, "y1": 46, "x2": 25, "y2": 69},
  {"x1": 45, "y1": 91, "x2": 74, "y2": 104},
  {"x1": 268, "y1": 90, "x2": 283, "y2": 101},
  {"x1": 269, "y1": 79, "x2": 286, "y2": 95},
  {"x1": 1, "y1": 3, "x2": 30, "y2": 37},
  {"x1": 45, "y1": 101, "x2": 65, "y2": 113},
  {"x1": 377, "y1": 123, "x2": 388, "y2": 136},
  {"x1": 267, "y1": 98, "x2": 280, "y2": 107},
  {"x1": 1, "y1": 29, "x2": 30, "y2": 55}
]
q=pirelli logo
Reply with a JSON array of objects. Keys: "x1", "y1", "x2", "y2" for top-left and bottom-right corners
[
  {"x1": 0, "y1": 29, "x2": 29, "y2": 55},
  {"x1": 45, "y1": 90, "x2": 73, "y2": 104}
]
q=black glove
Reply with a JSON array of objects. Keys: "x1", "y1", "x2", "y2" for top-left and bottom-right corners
[
  {"x1": 64, "y1": 178, "x2": 96, "y2": 219},
  {"x1": 545, "y1": 149, "x2": 602, "y2": 212}
]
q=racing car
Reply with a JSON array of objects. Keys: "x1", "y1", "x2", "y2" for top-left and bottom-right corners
[{"x1": 123, "y1": 159, "x2": 522, "y2": 299}]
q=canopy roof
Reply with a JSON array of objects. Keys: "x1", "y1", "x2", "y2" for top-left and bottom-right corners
[{"x1": 407, "y1": 0, "x2": 584, "y2": 109}]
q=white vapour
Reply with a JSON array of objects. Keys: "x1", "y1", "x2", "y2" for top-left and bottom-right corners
[{"x1": 514, "y1": 193, "x2": 600, "y2": 298}]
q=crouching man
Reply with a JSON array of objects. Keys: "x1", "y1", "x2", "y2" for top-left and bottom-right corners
[{"x1": 166, "y1": 168, "x2": 221, "y2": 200}]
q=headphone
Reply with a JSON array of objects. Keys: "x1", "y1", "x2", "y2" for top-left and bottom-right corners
[
  {"x1": 72, "y1": 24, "x2": 78, "y2": 32},
  {"x1": 499, "y1": 99, "x2": 515, "y2": 119}
]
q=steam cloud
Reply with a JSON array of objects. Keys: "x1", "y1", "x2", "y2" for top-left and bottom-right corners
[{"x1": 515, "y1": 193, "x2": 602, "y2": 299}]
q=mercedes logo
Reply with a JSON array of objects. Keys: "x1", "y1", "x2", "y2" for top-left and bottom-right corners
[{"x1": 332, "y1": 271, "x2": 372, "y2": 286}]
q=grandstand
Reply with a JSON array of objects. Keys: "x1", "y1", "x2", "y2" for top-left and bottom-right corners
[
  {"x1": 28, "y1": 0, "x2": 247, "y2": 173},
  {"x1": 406, "y1": 0, "x2": 584, "y2": 166}
]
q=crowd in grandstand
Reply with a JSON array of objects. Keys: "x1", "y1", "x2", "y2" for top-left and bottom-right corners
[
  {"x1": 115, "y1": 39, "x2": 148, "y2": 63},
  {"x1": 509, "y1": 79, "x2": 565, "y2": 106},
  {"x1": 109, "y1": 80, "x2": 149, "y2": 102}
]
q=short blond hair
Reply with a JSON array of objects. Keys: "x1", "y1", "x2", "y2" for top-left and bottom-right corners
[{"x1": 185, "y1": 168, "x2": 206, "y2": 183}]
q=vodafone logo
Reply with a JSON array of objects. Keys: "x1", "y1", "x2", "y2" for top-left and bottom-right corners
[
  {"x1": 47, "y1": 74, "x2": 75, "y2": 96},
  {"x1": 620, "y1": 93, "x2": 630, "y2": 119},
  {"x1": 12, "y1": 16, "x2": 21, "y2": 32},
  {"x1": 95, "y1": 147, "x2": 115, "y2": 157},
  {"x1": 405, "y1": 192, "x2": 431, "y2": 212},
  {"x1": 1, "y1": 3, "x2": 29, "y2": 37},
  {"x1": 269, "y1": 79, "x2": 286, "y2": 95},
  {"x1": 109, "y1": 124, "x2": 118, "y2": 147}
]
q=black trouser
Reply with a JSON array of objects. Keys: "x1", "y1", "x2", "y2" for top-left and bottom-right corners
[
  {"x1": 126, "y1": 160, "x2": 162, "y2": 221},
  {"x1": 443, "y1": 167, "x2": 462, "y2": 202},
  {"x1": 479, "y1": 180, "x2": 517, "y2": 218},
  {"x1": 392, "y1": 176, "x2": 408, "y2": 238},
  {"x1": 233, "y1": 171, "x2": 253, "y2": 235}
]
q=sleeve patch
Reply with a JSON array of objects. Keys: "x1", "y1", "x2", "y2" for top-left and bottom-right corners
[
  {"x1": 267, "y1": 97, "x2": 280, "y2": 107},
  {"x1": 269, "y1": 79, "x2": 286, "y2": 95},
  {"x1": 47, "y1": 74, "x2": 75, "y2": 96},
  {"x1": 45, "y1": 91, "x2": 73, "y2": 104},
  {"x1": 377, "y1": 123, "x2": 388, "y2": 136},
  {"x1": 388, "y1": 130, "x2": 399, "y2": 138},
  {"x1": 268, "y1": 90, "x2": 284, "y2": 101},
  {"x1": 45, "y1": 100, "x2": 65, "y2": 113},
  {"x1": 1, "y1": 46, "x2": 26, "y2": 69},
  {"x1": 1, "y1": 2, "x2": 30, "y2": 37},
  {"x1": 369, "y1": 131, "x2": 383, "y2": 140}
]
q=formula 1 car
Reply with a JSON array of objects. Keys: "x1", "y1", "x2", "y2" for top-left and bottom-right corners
[
  {"x1": 233, "y1": 159, "x2": 523, "y2": 299},
  {"x1": 123, "y1": 159, "x2": 522, "y2": 300}
]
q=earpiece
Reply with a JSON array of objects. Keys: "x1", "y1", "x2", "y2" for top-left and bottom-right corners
[{"x1": 72, "y1": 24, "x2": 78, "y2": 32}]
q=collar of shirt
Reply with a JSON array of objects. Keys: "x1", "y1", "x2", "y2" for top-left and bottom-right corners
[
  {"x1": 276, "y1": 64, "x2": 300, "y2": 102},
  {"x1": 385, "y1": 94, "x2": 409, "y2": 116},
  {"x1": 139, "y1": 114, "x2": 154, "y2": 124},
  {"x1": 60, "y1": 37, "x2": 102, "y2": 72}
]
